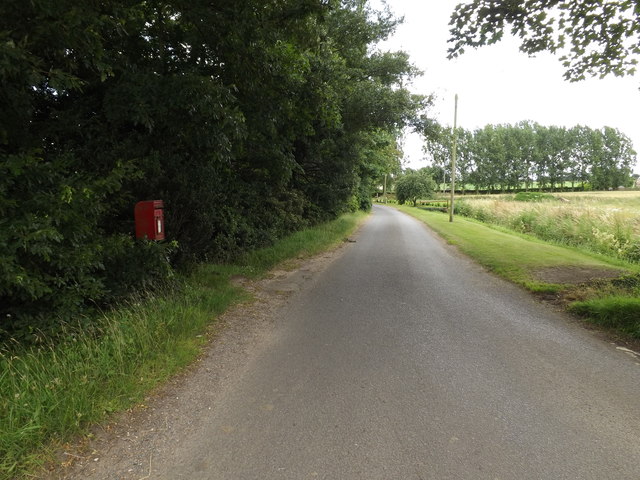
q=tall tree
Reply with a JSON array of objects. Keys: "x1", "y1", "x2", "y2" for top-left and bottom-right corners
[
  {"x1": 547, "y1": 126, "x2": 570, "y2": 191},
  {"x1": 0, "y1": 0, "x2": 431, "y2": 337},
  {"x1": 423, "y1": 123, "x2": 453, "y2": 192},
  {"x1": 423, "y1": 120, "x2": 635, "y2": 193},
  {"x1": 473, "y1": 125, "x2": 507, "y2": 191},
  {"x1": 456, "y1": 128, "x2": 476, "y2": 194},
  {"x1": 593, "y1": 127, "x2": 637, "y2": 189},
  {"x1": 568, "y1": 126, "x2": 593, "y2": 189},
  {"x1": 513, "y1": 121, "x2": 537, "y2": 191}
]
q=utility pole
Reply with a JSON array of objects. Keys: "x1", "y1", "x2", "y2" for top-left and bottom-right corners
[
  {"x1": 449, "y1": 94, "x2": 458, "y2": 223},
  {"x1": 383, "y1": 173, "x2": 387, "y2": 204}
]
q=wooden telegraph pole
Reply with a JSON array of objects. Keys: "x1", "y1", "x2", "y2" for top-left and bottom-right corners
[
  {"x1": 449, "y1": 94, "x2": 458, "y2": 223},
  {"x1": 383, "y1": 173, "x2": 387, "y2": 204}
]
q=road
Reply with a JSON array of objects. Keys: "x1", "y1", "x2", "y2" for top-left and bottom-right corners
[{"x1": 64, "y1": 205, "x2": 640, "y2": 479}]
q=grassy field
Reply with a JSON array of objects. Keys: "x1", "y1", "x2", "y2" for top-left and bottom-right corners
[
  {"x1": 0, "y1": 211, "x2": 367, "y2": 480},
  {"x1": 453, "y1": 191, "x2": 640, "y2": 263},
  {"x1": 393, "y1": 203, "x2": 640, "y2": 341}
]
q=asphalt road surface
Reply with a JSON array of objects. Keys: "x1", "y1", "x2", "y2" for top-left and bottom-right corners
[{"x1": 66, "y1": 205, "x2": 640, "y2": 479}]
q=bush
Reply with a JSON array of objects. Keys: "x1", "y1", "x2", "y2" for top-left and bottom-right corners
[
  {"x1": 396, "y1": 172, "x2": 436, "y2": 206},
  {"x1": 453, "y1": 200, "x2": 473, "y2": 217},
  {"x1": 514, "y1": 192, "x2": 554, "y2": 202},
  {"x1": 510, "y1": 210, "x2": 539, "y2": 234},
  {"x1": 0, "y1": 153, "x2": 175, "y2": 341}
]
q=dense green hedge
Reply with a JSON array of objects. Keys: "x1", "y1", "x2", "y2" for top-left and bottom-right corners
[{"x1": 0, "y1": 0, "x2": 427, "y2": 340}]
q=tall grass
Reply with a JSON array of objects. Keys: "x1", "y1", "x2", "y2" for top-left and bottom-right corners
[
  {"x1": 454, "y1": 192, "x2": 640, "y2": 262},
  {"x1": 239, "y1": 213, "x2": 364, "y2": 274},
  {"x1": 0, "y1": 275, "x2": 240, "y2": 478},
  {"x1": 0, "y1": 211, "x2": 367, "y2": 479}
]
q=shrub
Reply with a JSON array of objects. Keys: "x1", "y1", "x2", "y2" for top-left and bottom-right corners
[
  {"x1": 453, "y1": 200, "x2": 473, "y2": 217},
  {"x1": 396, "y1": 172, "x2": 436, "y2": 206},
  {"x1": 0, "y1": 153, "x2": 175, "y2": 342},
  {"x1": 514, "y1": 192, "x2": 554, "y2": 202},
  {"x1": 510, "y1": 210, "x2": 539, "y2": 234}
]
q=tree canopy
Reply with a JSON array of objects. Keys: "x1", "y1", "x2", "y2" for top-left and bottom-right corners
[
  {"x1": 395, "y1": 170, "x2": 436, "y2": 206},
  {"x1": 424, "y1": 122, "x2": 637, "y2": 192},
  {"x1": 0, "y1": 0, "x2": 429, "y2": 339},
  {"x1": 447, "y1": 0, "x2": 640, "y2": 81}
]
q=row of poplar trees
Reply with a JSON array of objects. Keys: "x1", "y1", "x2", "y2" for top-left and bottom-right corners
[
  {"x1": 425, "y1": 122, "x2": 637, "y2": 193},
  {"x1": 0, "y1": 0, "x2": 428, "y2": 337}
]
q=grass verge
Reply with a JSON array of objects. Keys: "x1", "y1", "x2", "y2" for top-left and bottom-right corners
[
  {"x1": 569, "y1": 297, "x2": 640, "y2": 338},
  {"x1": 394, "y1": 205, "x2": 630, "y2": 290},
  {"x1": 0, "y1": 211, "x2": 367, "y2": 480},
  {"x1": 392, "y1": 205, "x2": 640, "y2": 340}
]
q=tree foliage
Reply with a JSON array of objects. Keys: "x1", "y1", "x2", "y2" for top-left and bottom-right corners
[
  {"x1": 424, "y1": 122, "x2": 636, "y2": 192},
  {"x1": 0, "y1": 0, "x2": 429, "y2": 339},
  {"x1": 448, "y1": 0, "x2": 640, "y2": 81},
  {"x1": 396, "y1": 170, "x2": 437, "y2": 206}
]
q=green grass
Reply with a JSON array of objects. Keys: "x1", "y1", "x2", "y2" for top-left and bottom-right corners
[
  {"x1": 569, "y1": 297, "x2": 640, "y2": 338},
  {"x1": 239, "y1": 213, "x2": 366, "y2": 274},
  {"x1": 393, "y1": 205, "x2": 640, "y2": 339},
  {"x1": 394, "y1": 205, "x2": 629, "y2": 291},
  {"x1": 513, "y1": 192, "x2": 555, "y2": 202},
  {"x1": 0, "y1": 211, "x2": 367, "y2": 479},
  {"x1": 451, "y1": 191, "x2": 640, "y2": 263}
]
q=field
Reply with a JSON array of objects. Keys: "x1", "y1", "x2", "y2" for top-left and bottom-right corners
[{"x1": 453, "y1": 191, "x2": 640, "y2": 263}]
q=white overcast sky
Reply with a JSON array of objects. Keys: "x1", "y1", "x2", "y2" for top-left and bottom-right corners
[{"x1": 372, "y1": 0, "x2": 640, "y2": 172}]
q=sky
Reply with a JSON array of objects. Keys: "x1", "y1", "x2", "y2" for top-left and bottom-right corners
[{"x1": 372, "y1": 0, "x2": 640, "y2": 172}]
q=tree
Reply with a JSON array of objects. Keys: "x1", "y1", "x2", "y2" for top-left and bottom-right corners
[
  {"x1": 497, "y1": 125, "x2": 521, "y2": 191},
  {"x1": 359, "y1": 128, "x2": 403, "y2": 202},
  {"x1": 448, "y1": 0, "x2": 640, "y2": 82},
  {"x1": 568, "y1": 125, "x2": 594, "y2": 189},
  {"x1": 513, "y1": 121, "x2": 537, "y2": 191},
  {"x1": 546, "y1": 126, "x2": 571, "y2": 191},
  {"x1": 289, "y1": 0, "x2": 429, "y2": 217},
  {"x1": 422, "y1": 118, "x2": 636, "y2": 194},
  {"x1": 395, "y1": 170, "x2": 436, "y2": 206},
  {"x1": 473, "y1": 125, "x2": 507, "y2": 191},
  {"x1": 592, "y1": 127, "x2": 637, "y2": 189},
  {"x1": 455, "y1": 128, "x2": 477, "y2": 194},
  {"x1": 423, "y1": 123, "x2": 455, "y2": 192},
  {"x1": 0, "y1": 0, "x2": 431, "y2": 338}
]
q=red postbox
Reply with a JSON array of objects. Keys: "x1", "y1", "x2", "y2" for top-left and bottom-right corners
[{"x1": 134, "y1": 200, "x2": 165, "y2": 241}]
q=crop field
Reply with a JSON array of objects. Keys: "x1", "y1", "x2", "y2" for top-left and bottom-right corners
[{"x1": 453, "y1": 191, "x2": 640, "y2": 263}]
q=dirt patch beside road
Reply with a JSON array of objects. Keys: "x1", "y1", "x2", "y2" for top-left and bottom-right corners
[
  {"x1": 532, "y1": 266, "x2": 624, "y2": 285},
  {"x1": 531, "y1": 266, "x2": 640, "y2": 353}
]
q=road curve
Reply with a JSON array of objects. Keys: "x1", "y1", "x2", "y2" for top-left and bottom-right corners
[{"x1": 66, "y1": 205, "x2": 640, "y2": 479}]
